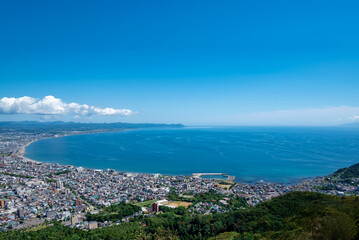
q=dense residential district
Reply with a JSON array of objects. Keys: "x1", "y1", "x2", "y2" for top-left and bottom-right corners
[{"x1": 0, "y1": 129, "x2": 358, "y2": 232}]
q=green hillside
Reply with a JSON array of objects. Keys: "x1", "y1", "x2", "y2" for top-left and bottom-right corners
[
  {"x1": 331, "y1": 162, "x2": 359, "y2": 179},
  {"x1": 2, "y1": 191, "x2": 359, "y2": 239}
]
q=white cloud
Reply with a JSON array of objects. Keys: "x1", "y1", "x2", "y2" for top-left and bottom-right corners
[{"x1": 0, "y1": 96, "x2": 134, "y2": 116}]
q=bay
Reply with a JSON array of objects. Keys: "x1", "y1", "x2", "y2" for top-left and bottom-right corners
[{"x1": 24, "y1": 127, "x2": 359, "y2": 183}]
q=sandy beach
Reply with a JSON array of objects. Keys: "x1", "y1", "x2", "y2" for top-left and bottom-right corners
[{"x1": 18, "y1": 139, "x2": 42, "y2": 164}]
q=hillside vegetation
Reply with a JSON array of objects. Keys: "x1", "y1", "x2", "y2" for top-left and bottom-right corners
[
  {"x1": 1, "y1": 191, "x2": 359, "y2": 239},
  {"x1": 331, "y1": 162, "x2": 359, "y2": 179}
]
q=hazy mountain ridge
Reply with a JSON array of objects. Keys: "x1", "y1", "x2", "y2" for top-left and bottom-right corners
[{"x1": 0, "y1": 121, "x2": 184, "y2": 132}]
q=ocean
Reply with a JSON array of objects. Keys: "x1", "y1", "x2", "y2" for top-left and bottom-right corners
[{"x1": 24, "y1": 127, "x2": 359, "y2": 183}]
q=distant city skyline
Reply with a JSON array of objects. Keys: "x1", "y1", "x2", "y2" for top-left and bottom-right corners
[{"x1": 1, "y1": 1, "x2": 359, "y2": 125}]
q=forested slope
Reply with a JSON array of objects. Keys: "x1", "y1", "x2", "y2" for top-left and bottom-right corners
[{"x1": 1, "y1": 191, "x2": 358, "y2": 240}]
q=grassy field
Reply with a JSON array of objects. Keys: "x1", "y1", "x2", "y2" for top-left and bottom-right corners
[
  {"x1": 167, "y1": 201, "x2": 192, "y2": 208},
  {"x1": 134, "y1": 199, "x2": 157, "y2": 207},
  {"x1": 217, "y1": 183, "x2": 232, "y2": 190},
  {"x1": 26, "y1": 224, "x2": 52, "y2": 232},
  {"x1": 180, "y1": 195, "x2": 194, "y2": 198}
]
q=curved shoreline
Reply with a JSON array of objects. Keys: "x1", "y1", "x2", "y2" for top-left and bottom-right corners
[
  {"x1": 22, "y1": 129, "x2": 240, "y2": 182},
  {"x1": 20, "y1": 127, "x2": 347, "y2": 184},
  {"x1": 20, "y1": 129, "x2": 128, "y2": 164},
  {"x1": 20, "y1": 140, "x2": 42, "y2": 163}
]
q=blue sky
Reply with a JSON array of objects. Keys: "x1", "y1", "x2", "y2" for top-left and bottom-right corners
[{"x1": 0, "y1": 0, "x2": 359, "y2": 125}]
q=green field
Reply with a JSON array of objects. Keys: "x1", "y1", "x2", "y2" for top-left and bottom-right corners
[{"x1": 134, "y1": 199, "x2": 157, "y2": 207}]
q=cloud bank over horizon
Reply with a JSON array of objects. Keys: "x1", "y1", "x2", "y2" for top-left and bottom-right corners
[
  {"x1": 0, "y1": 96, "x2": 134, "y2": 117},
  {"x1": 0, "y1": 96, "x2": 358, "y2": 126},
  {"x1": 214, "y1": 106, "x2": 359, "y2": 126}
]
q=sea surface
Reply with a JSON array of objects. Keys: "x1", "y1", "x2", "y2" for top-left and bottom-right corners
[{"x1": 25, "y1": 127, "x2": 359, "y2": 183}]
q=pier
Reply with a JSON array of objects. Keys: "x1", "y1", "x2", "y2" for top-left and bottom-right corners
[
  {"x1": 192, "y1": 173, "x2": 235, "y2": 181},
  {"x1": 192, "y1": 173, "x2": 228, "y2": 178}
]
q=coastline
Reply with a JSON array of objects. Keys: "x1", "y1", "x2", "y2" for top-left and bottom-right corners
[
  {"x1": 19, "y1": 129, "x2": 236, "y2": 182},
  {"x1": 19, "y1": 129, "x2": 128, "y2": 165},
  {"x1": 20, "y1": 135, "x2": 308, "y2": 185},
  {"x1": 19, "y1": 140, "x2": 42, "y2": 164},
  {"x1": 17, "y1": 127, "x2": 349, "y2": 184}
]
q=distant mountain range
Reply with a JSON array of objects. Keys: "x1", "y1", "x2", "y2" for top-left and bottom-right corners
[{"x1": 0, "y1": 121, "x2": 184, "y2": 131}]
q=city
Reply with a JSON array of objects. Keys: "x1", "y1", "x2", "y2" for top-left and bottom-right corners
[
  {"x1": 1, "y1": 129, "x2": 358, "y2": 232},
  {"x1": 2, "y1": 0, "x2": 359, "y2": 238}
]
